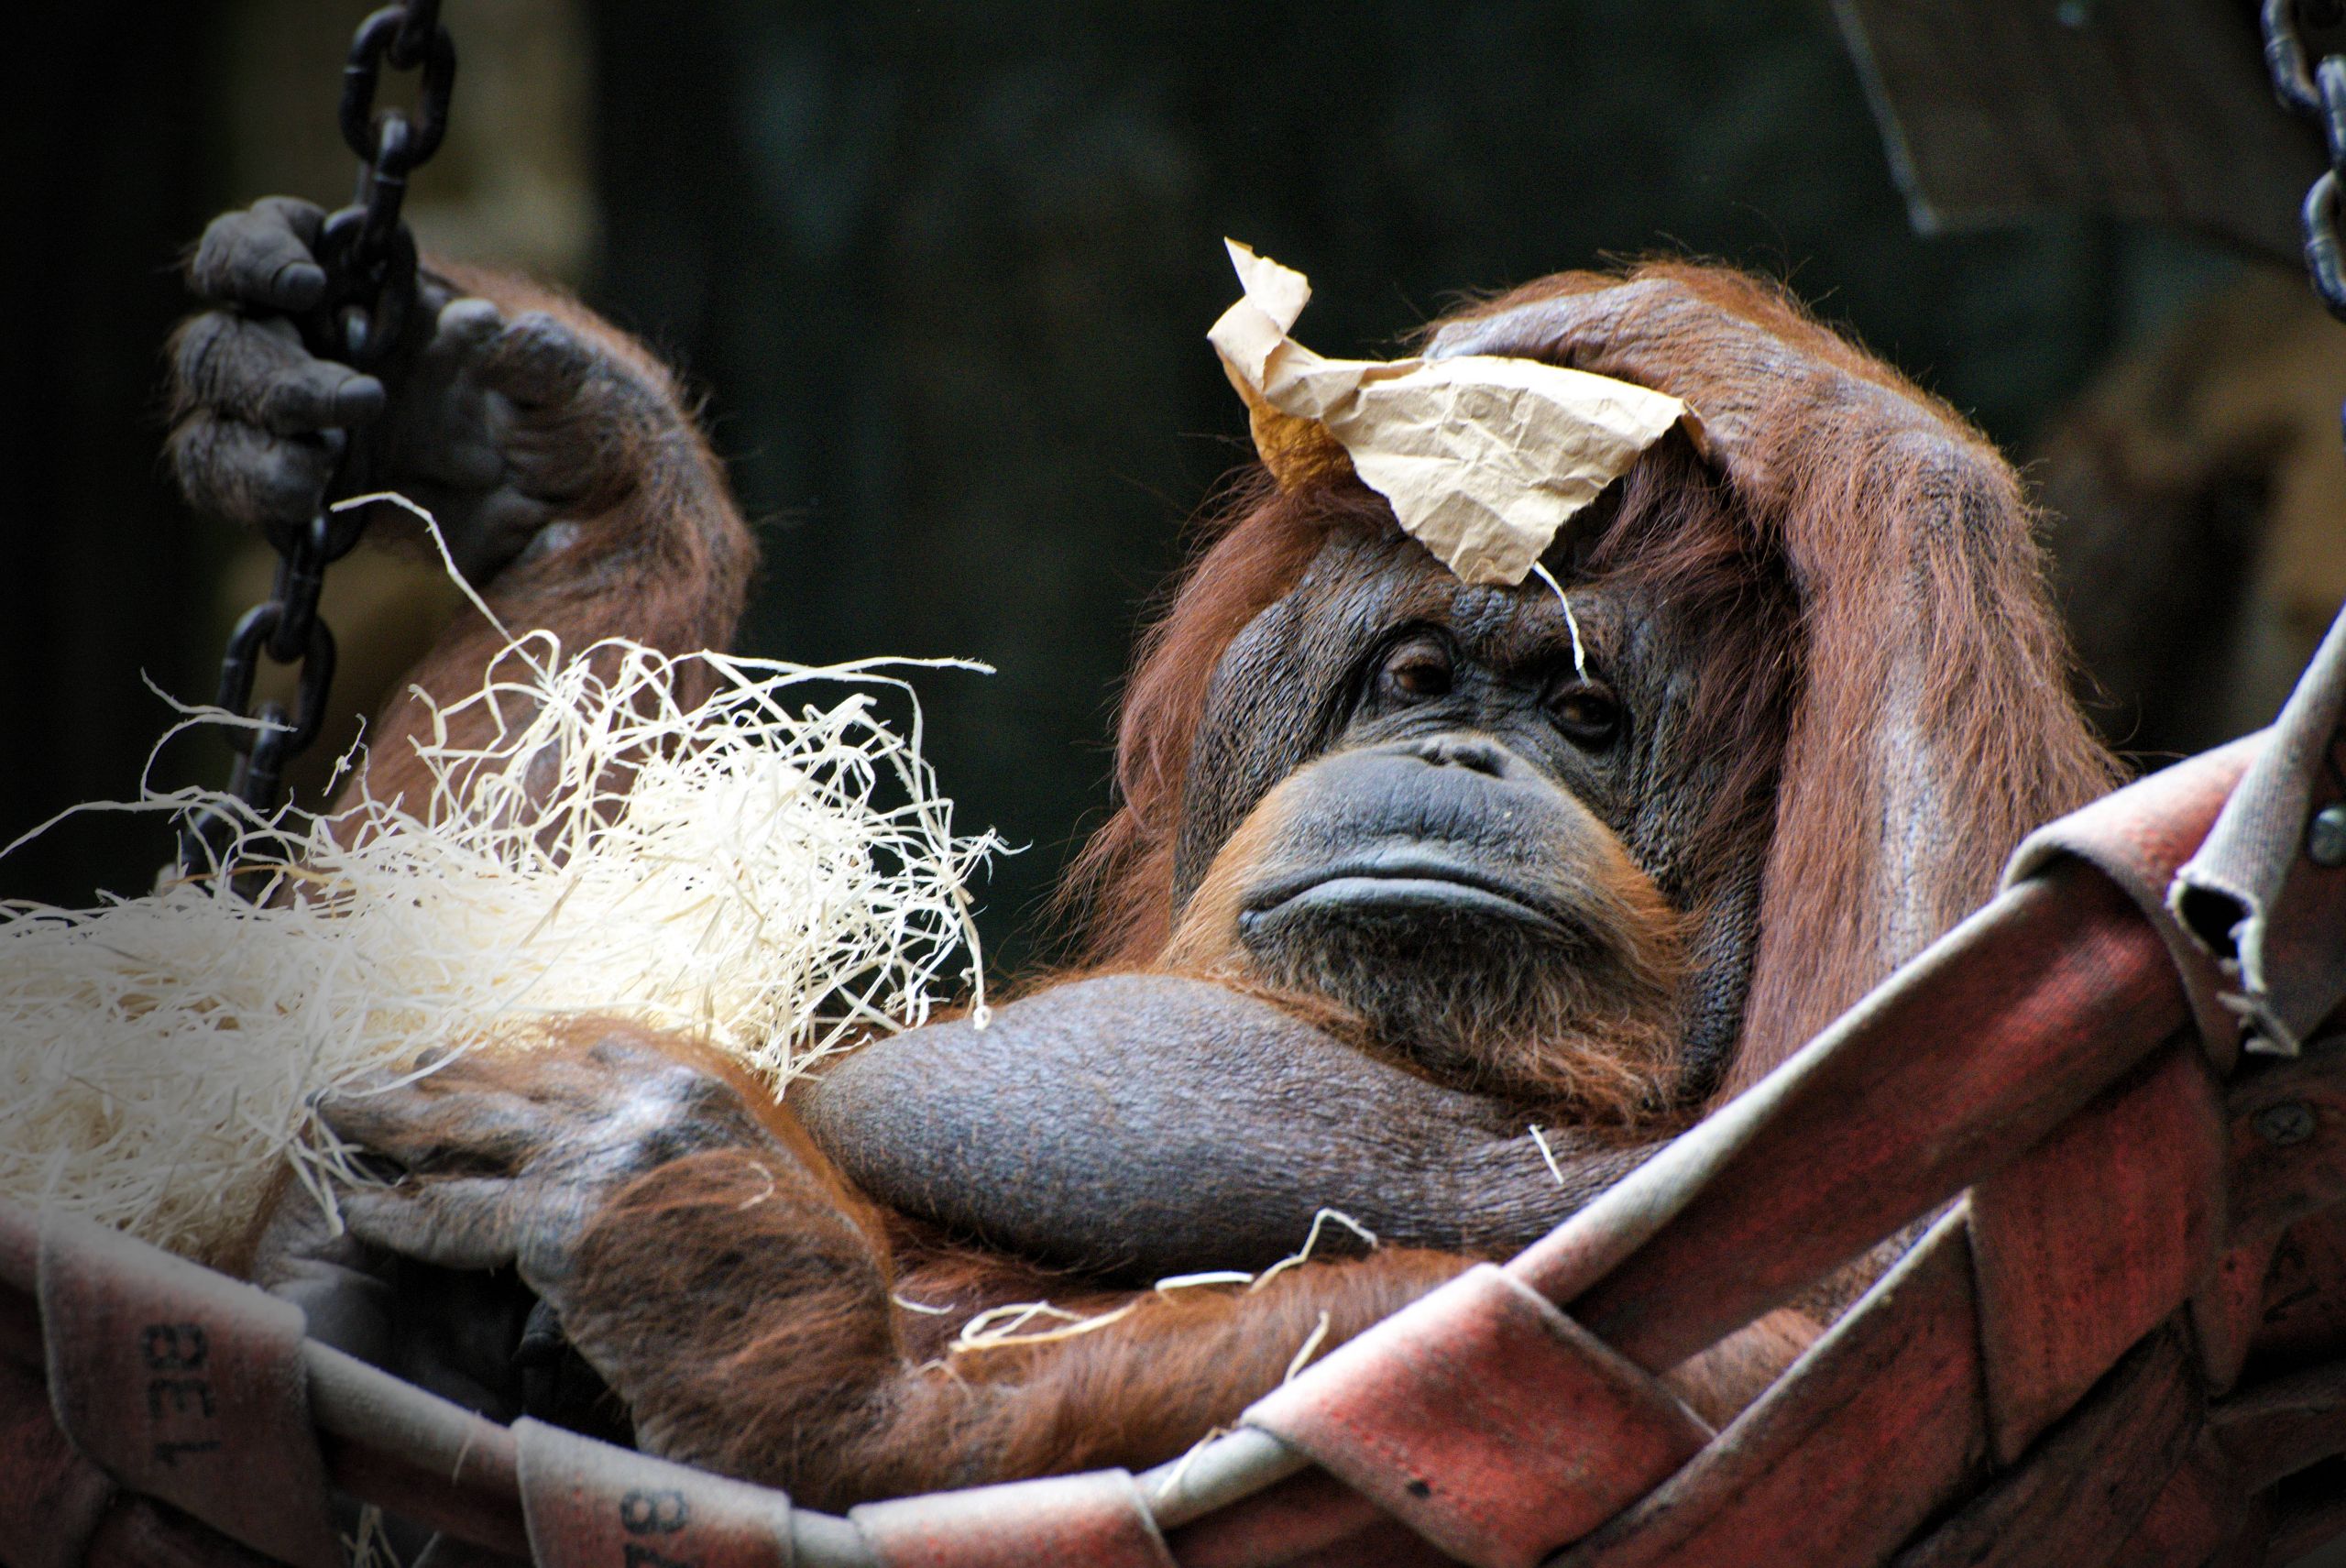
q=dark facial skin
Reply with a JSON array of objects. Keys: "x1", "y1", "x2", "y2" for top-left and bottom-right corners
[
  {"x1": 1170, "y1": 518, "x2": 1767, "y2": 1078},
  {"x1": 801, "y1": 510, "x2": 1776, "y2": 1277},
  {"x1": 1170, "y1": 525, "x2": 1633, "y2": 909},
  {"x1": 1202, "y1": 734, "x2": 1675, "y2": 1101}
]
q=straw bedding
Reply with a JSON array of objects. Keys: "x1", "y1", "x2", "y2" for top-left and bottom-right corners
[{"x1": 0, "y1": 627, "x2": 998, "y2": 1266}]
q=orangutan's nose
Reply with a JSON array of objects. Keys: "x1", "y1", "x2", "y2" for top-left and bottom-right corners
[{"x1": 1398, "y1": 735, "x2": 1515, "y2": 779}]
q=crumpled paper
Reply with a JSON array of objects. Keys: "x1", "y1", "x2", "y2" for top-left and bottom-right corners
[{"x1": 1208, "y1": 240, "x2": 1690, "y2": 586}]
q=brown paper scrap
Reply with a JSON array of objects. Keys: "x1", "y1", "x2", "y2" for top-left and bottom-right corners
[{"x1": 1208, "y1": 240, "x2": 1688, "y2": 586}]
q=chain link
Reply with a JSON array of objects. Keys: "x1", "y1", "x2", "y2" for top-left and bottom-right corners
[
  {"x1": 179, "y1": 2, "x2": 457, "y2": 881},
  {"x1": 313, "y1": 1, "x2": 455, "y2": 372},
  {"x1": 2264, "y1": 0, "x2": 2346, "y2": 319}
]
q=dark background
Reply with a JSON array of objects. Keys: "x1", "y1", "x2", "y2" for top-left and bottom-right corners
[{"x1": 0, "y1": 0, "x2": 2283, "y2": 972}]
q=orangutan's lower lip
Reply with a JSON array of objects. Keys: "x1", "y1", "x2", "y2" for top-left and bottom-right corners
[{"x1": 1240, "y1": 857, "x2": 1567, "y2": 937}]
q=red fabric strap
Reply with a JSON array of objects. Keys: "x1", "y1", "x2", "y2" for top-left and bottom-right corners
[
  {"x1": 0, "y1": 1354, "x2": 115, "y2": 1568},
  {"x1": 2174, "y1": 602, "x2": 2346, "y2": 1055},
  {"x1": 1244, "y1": 1262, "x2": 1707, "y2": 1568},
  {"x1": 515, "y1": 1417, "x2": 794, "y2": 1568},
  {"x1": 38, "y1": 1211, "x2": 339, "y2": 1568},
  {"x1": 849, "y1": 1470, "x2": 1174, "y2": 1568},
  {"x1": 2002, "y1": 737, "x2": 2253, "y2": 1063},
  {"x1": 1968, "y1": 1040, "x2": 2226, "y2": 1464}
]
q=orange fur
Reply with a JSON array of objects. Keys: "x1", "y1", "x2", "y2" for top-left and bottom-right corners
[
  {"x1": 297, "y1": 258, "x2": 2117, "y2": 1502},
  {"x1": 327, "y1": 265, "x2": 757, "y2": 831}
]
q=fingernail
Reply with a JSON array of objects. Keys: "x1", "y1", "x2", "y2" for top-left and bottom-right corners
[
  {"x1": 336, "y1": 378, "x2": 387, "y2": 425},
  {"x1": 274, "y1": 261, "x2": 327, "y2": 311},
  {"x1": 440, "y1": 298, "x2": 504, "y2": 342}
]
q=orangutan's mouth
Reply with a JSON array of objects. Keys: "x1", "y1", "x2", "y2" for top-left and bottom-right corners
[{"x1": 1239, "y1": 849, "x2": 1570, "y2": 939}]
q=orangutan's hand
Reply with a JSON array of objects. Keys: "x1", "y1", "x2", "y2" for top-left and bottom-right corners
[
  {"x1": 305, "y1": 1028, "x2": 776, "y2": 1312},
  {"x1": 1425, "y1": 269, "x2": 1981, "y2": 510},
  {"x1": 167, "y1": 196, "x2": 680, "y2": 585}
]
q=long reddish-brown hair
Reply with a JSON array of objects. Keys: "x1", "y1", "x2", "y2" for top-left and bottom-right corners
[{"x1": 1063, "y1": 263, "x2": 2119, "y2": 1100}]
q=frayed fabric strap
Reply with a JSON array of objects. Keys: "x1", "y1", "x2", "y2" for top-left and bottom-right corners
[
  {"x1": 37, "y1": 1210, "x2": 340, "y2": 1568},
  {"x1": 1244, "y1": 1263, "x2": 1709, "y2": 1568},
  {"x1": 2174, "y1": 600, "x2": 2346, "y2": 1056},
  {"x1": 2003, "y1": 737, "x2": 2257, "y2": 1065},
  {"x1": 515, "y1": 1418, "x2": 794, "y2": 1568},
  {"x1": 850, "y1": 1470, "x2": 1175, "y2": 1568}
]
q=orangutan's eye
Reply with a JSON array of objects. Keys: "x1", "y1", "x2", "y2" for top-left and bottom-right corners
[
  {"x1": 1551, "y1": 682, "x2": 1621, "y2": 747},
  {"x1": 1377, "y1": 635, "x2": 1454, "y2": 702}
]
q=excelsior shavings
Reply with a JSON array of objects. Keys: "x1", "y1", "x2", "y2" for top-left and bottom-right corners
[
  {"x1": 945, "y1": 1206, "x2": 1378, "y2": 1358},
  {"x1": 0, "y1": 628, "x2": 997, "y2": 1265}
]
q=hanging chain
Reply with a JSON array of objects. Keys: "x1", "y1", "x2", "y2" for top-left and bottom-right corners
[
  {"x1": 2264, "y1": 0, "x2": 2346, "y2": 320},
  {"x1": 179, "y1": 1, "x2": 457, "y2": 879},
  {"x1": 2264, "y1": 1, "x2": 2346, "y2": 886}
]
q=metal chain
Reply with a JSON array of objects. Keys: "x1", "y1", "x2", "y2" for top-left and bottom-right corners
[
  {"x1": 179, "y1": 1, "x2": 457, "y2": 880},
  {"x1": 2264, "y1": 0, "x2": 2346, "y2": 320},
  {"x1": 2263, "y1": 0, "x2": 2346, "y2": 890}
]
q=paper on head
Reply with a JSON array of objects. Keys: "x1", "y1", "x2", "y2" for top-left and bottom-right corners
[{"x1": 1206, "y1": 239, "x2": 1688, "y2": 587}]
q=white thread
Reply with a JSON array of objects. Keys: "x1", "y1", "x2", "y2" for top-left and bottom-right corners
[
  {"x1": 1250, "y1": 1207, "x2": 1378, "y2": 1292},
  {"x1": 1155, "y1": 1270, "x2": 1257, "y2": 1293},
  {"x1": 1527, "y1": 1124, "x2": 1568, "y2": 1187},
  {"x1": 1157, "y1": 1426, "x2": 1233, "y2": 1501},
  {"x1": 949, "y1": 1299, "x2": 1141, "y2": 1352},
  {"x1": 1529, "y1": 560, "x2": 1588, "y2": 681},
  {"x1": 1283, "y1": 1310, "x2": 1334, "y2": 1383}
]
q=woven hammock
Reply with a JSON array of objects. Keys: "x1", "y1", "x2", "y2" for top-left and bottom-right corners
[{"x1": 4, "y1": 602, "x2": 2344, "y2": 1568}]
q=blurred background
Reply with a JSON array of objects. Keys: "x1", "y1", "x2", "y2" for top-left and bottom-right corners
[{"x1": 6, "y1": 0, "x2": 2343, "y2": 975}]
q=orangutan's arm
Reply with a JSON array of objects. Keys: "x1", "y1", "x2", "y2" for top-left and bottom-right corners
[
  {"x1": 168, "y1": 199, "x2": 755, "y2": 826},
  {"x1": 795, "y1": 974, "x2": 1659, "y2": 1280},
  {"x1": 561, "y1": 1146, "x2": 1473, "y2": 1508}
]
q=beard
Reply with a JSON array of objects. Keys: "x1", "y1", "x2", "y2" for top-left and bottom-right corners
[{"x1": 1241, "y1": 905, "x2": 1683, "y2": 1125}]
